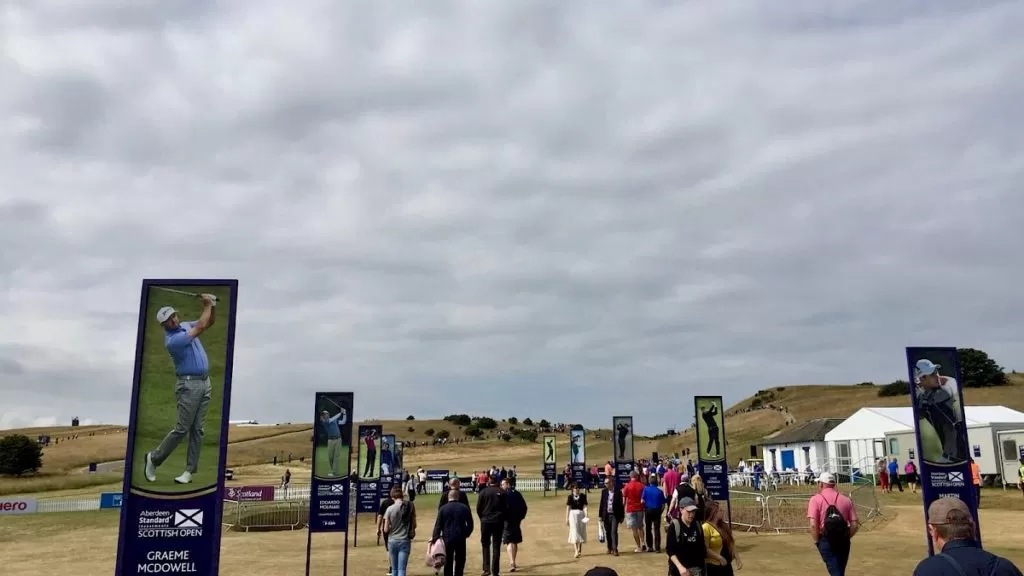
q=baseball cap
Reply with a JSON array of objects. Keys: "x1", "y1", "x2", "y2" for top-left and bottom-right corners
[
  {"x1": 678, "y1": 497, "x2": 698, "y2": 511},
  {"x1": 156, "y1": 306, "x2": 176, "y2": 323},
  {"x1": 817, "y1": 472, "x2": 836, "y2": 485},
  {"x1": 916, "y1": 359, "x2": 940, "y2": 376},
  {"x1": 927, "y1": 497, "x2": 973, "y2": 526}
]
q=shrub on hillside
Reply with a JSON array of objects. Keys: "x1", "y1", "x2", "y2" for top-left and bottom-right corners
[
  {"x1": 0, "y1": 434, "x2": 42, "y2": 476},
  {"x1": 436, "y1": 429, "x2": 450, "y2": 440},
  {"x1": 406, "y1": 415, "x2": 415, "y2": 420},
  {"x1": 858, "y1": 381, "x2": 874, "y2": 386},
  {"x1": 539, "y1": 419, "x2": 551, "y2": 428},
  {"x1": 877, "y1": 380, "x2": 910, "y2": 397},
  {"x1": 522, "y1": 418, "x2": 533, "y2": 426},
  {"x1": 474, "y1": 417, "x2": 498, "y2": 430},
  {"x1": 750, "y1": 397, "x2": 764, "y2": 409},
  {"x1": 507, "y1": 417, "x2": 518, "y2": 425},
  {"x1": 444, "y1": 414, "x2": 472, "y2": 427},
  {"x1": 465, "y1": 424, "x2": 483, "y2": 438},
  {"x1": 424, "y1": 428, "x2": 435, "y2": 437},
  {"x1": 517, "y1": 429, "x2": 538, "y2": 443},
  {"x1": 958, "y1": 347, "x2": 1009, "y2": 388},
  {"x1": 407, "y1": 426, "x2": 415, "y2": 433},
  {"x1": 776, "y1": 386, "x2": 786, "y2": 391}
]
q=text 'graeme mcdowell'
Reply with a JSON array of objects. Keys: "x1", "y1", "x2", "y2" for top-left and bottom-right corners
[{"x1": 137, "y1": 550, "x2": 197, "y2": 573}]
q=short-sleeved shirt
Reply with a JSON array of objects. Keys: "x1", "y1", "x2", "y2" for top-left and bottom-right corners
[
  {"x1": 566, "y1": 494, "x2": 588, "y2": 510},
  {"x1": 806, "y1": 487, "x2": 857, "y2": 529},
  {"x1": 377, "y1": 498, "x2": 394, "y2": 518},
  {"x1": 384, "y1": 500, "x2": 414, "y2": 540},
  {"x1": 164, "y1": 322, "x2": 209, "y2": 375},
  {"x1": 622, "y1": 480, "x2": 645, "y2": 513},
  {"x1": 702, "y1": 522, "x2": 723, "y2": 556}
]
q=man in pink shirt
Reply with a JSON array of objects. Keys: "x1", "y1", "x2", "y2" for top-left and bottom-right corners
[
  {"x1": 806, "y1": 472, "x2": 858, "y2": 576},
  {"x1": 662, "y1": 465, "x2": 680, "y2": 500}
]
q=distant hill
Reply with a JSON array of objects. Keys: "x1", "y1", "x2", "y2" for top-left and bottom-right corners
[{"x1": 657, "y1": 373, "x2": 1024, "y2": 463}]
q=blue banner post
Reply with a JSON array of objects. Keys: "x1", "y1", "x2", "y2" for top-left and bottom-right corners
[
  {"x1": 612, "y1": 417, "x2": 635, "y2": 487},
  {"x1": 352, "y1": 425, "x2": 383, "y2": 548},
  {"x1": 695, "y1": 396, "x2": 731, "y2": 525},
  {"x1": 114, "y1": 279, "x2": 239, "y2": 576},
  {"x1": 569, "y1": 428, "x2": 587, "y2": 488},
  {"x1": 306, "y1": 392, "x2": 354, "y2": 576},
  {"x1": 906, "y1": 347, "x2": 981, "y2": 555},
  {"x1": 542, "y1": 435, "x2": 557, "y2": 496}
]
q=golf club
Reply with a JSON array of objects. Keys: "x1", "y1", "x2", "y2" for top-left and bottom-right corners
[{"x1": 152, "y1": 286, "x2": 218, "y2": 303}]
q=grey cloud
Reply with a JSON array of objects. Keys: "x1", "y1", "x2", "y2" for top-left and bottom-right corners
[{"x1": 2, "y1": 0, "x2": 1023, "y2": 432}]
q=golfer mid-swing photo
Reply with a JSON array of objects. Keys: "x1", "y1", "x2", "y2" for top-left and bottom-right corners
[
  {"x1": 144, "y1": 293, "x2": 217, "y2": 485},
  {"x1": 702, "y1": 403, "x2": 721, "y2": 457},
  {"x1": 319, "y1": 400, "x2": 348, "y2": 477}
]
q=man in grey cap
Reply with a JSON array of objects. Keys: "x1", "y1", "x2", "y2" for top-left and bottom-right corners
[
  {"x1": 144, "y1": 294, "x2": 216, "y2": 485},
  {"x1": 912, "y1": 497, "x2": 1021, "y2": 576},
  {"x1": 914, "y1": 359, "x2": 966, "y2": 463}
]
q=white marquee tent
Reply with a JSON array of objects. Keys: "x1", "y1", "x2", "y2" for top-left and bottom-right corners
[{"x1": 823, "y1": 406, "x2": 1024, "y2": 473}]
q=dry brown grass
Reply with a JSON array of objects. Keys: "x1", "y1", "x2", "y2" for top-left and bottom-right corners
[{"x1": 3, "y1": 491, "x2": 1022, "y2": 575}]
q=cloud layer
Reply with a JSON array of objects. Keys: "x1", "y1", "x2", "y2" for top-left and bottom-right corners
[{"x1": 2, "y1": 0, "x2": 1023, "y2": 433}]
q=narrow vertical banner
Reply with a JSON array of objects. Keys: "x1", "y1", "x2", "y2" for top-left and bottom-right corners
[
  {"x1": 694, "y1": 396, "x2": 730, "y2": 506},
  {"x1": 569, "y1": 428, "x2": 587, "y2": 486},
  {"x1": 906, "y1": 347, "x2": 981, "y2": 554},
  {"x1": 309, "y1": 392, "x2": 354, "y2": 532},
  {"x1": 393, "y1": 441, "x2": 405, "y2": 478},
  {"x1": 355, "y1": 425, "x2": 384, "y2": 520},
  {"x1": 612, "y1": 416, "x2": 635, "y2": 486},
  {"x1": 115, "y1": 279, "x2": 239, "y2": 576},
  {"x1": 542, "y1": 435, "x2": 557, "y2": 491},
  {"x1": 380, "y1": 434, "x2": 397, "y2": 492}
]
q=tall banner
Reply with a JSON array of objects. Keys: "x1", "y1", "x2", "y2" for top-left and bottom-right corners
[
  {"x1": 380, "y1": 434, "x2": 397, "y2": 492},
  {"x1": 542, "y1": 435, "x2": 556, "y2": 490},
  {"x1": 115, "y1": 279, "x2": 239, "y2": 576},
  {"x1": 612, "y1": 416, "x2": 635, "y2": 487},
  {"x1": 569, "y1": 428, "x2": 587, "y2": 486},
  {"x1": 695, "y1": 396, "x2": 731, "y2": 510},
  {"x1": 393, "y1": 440, "x2": 405, "y2": 478},
  {"x1": 355, "y1": 426, "x2": 384, "y2": 517},
  {"x1": 906, "y1": 347, "x2": 981, "y2": 554},
  {"x1": 309, "y1": 392, "x2": 354, "y2": 531}
]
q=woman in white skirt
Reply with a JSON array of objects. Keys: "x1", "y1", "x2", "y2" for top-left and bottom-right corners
[{"x1": 565, "y1": 482, "x2": 589, "y2": 558}]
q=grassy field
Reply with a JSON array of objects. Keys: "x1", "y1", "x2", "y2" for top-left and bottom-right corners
[{"x1": 3, "y1": 490, "x2": 1022, "y2": 575}]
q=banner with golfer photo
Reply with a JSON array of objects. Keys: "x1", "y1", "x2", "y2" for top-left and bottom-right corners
[
  {"x1": 694, "y1": 396, "x2": 730, "y2": 503},
  {"x1": 309, "y1": 392, "x2": 354, "y2": 532},
  {"x1": 380, "y1": 434, "x2": 397, "y2": 490},
  {"x1": 115, "y1": 279, "x2": 240, "y2": 576},
  {"x1": 569, "y1": 428, "x2": 587, "y2": 486},
  {"x1": 542, "y1": 435, "x2": 556, "y2": 481},
  {"x1": 612, "y1": 416, "x2": 635, "y2": 486},
  {"x1": 906, "y1": 347, "x2": 981, "y2": 553},
  {"x1": 354, "y1": 425, "x2": 383, "y2": 519}
]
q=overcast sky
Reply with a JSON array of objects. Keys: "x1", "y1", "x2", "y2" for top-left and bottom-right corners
[{"x1": 2, "y1": 1, "x2": 1022, "y2": 434}]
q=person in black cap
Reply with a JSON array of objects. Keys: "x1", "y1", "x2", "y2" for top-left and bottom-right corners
[{"x1": 666, "y1": 497, "x2": 706, "y2": 576}]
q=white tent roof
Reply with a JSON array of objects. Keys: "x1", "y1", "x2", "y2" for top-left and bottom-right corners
[{"x1": 824, "y1": 405, "x2": 1024, "y2": 442}]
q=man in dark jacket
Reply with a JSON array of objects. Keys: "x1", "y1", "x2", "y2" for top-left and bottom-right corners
[
  {"x1": 439, "y1": 477, "x2": 470, "y2": 510},
  {"x1": 501, "y1": 477, "x2": 528, "y2": 572},
  {"x1": 433, "y1": 489, "x2": 475, "y2": 576},
  {"x1": 912, "y1": 498, "x2": 1022, "y2": 576},
  {"x1": 476, "y1": 475, "x2": 507, "y2": 576},
  {"x1": 598, "y1": 476, "x2": 625, "y2": 556}
]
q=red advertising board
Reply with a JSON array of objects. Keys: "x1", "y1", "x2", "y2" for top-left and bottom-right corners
[{"x1": 225, "y1": 485, "x2": 275, "y2": 502}]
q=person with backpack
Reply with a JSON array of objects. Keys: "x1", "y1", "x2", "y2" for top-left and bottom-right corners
[
  {"x1": 665, "y1": 497, "x2": 707, "y2": 576},
  {"x1": 912, "y1": 497, "x2": 1022, "y2": 576},
  {"x1": 807, "y1": 472, "x2": 858, "y2": 576},
  {"x1": 382, "y1": 486, "x2": 417, "y2": 576}
]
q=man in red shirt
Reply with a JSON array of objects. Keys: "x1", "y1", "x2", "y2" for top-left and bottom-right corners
[
  {"x1": 807, "y1": 472, "x2": 858, "y2": 576},
  {"x1": 662, "y1": 465, "x2": 680, "y2": 500},
  {"x1": 621, "y1": 470, "x2": 647, "y2": 552}
]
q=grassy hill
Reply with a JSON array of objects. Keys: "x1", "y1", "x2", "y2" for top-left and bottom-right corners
[
  {"x1": 4, "y1": 374, "x2": 1022, "y2": 496},
  {"x1": 658, "y1": 373, "x2": 1024, "y2": 463}
]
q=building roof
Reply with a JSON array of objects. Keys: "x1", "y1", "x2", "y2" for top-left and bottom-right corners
[
  {"x1": 824, "y1": 405, "x2": 1024, "y2": 442},
  {"x1": 762, "y1": 418, "x2": 844, "y2": 445}
]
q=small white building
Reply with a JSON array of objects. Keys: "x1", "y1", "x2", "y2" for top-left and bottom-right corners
[
  {"x1": 760, "y1": 418, "x2": 845, "y2": 472},
  {"x1": 824, "y1": 405, "x2": 1024, "y2": 476}
]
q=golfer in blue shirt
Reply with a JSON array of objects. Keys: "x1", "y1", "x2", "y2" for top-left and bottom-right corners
[
  {"x1": 319, "y1": 400, "x2": 347, "y2": 477},
  {"x1": 144, "y1": 294, "x2": 216, "y2": 485},
  {"x1": 641, "y1": 474, "x2": 667, "y2": 552}
]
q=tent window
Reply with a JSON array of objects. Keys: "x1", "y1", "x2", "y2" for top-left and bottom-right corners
[{"x1": 1002, "y1": 439, "x2": 1018, "y2": 461}]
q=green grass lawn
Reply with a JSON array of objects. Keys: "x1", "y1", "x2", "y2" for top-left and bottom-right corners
[
  {"x1": 312, "y1": 444, "x2": 351, "y2": 479},
  {"x1": 129, "y1": 283, "x2": 234, "y2": 493}
]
